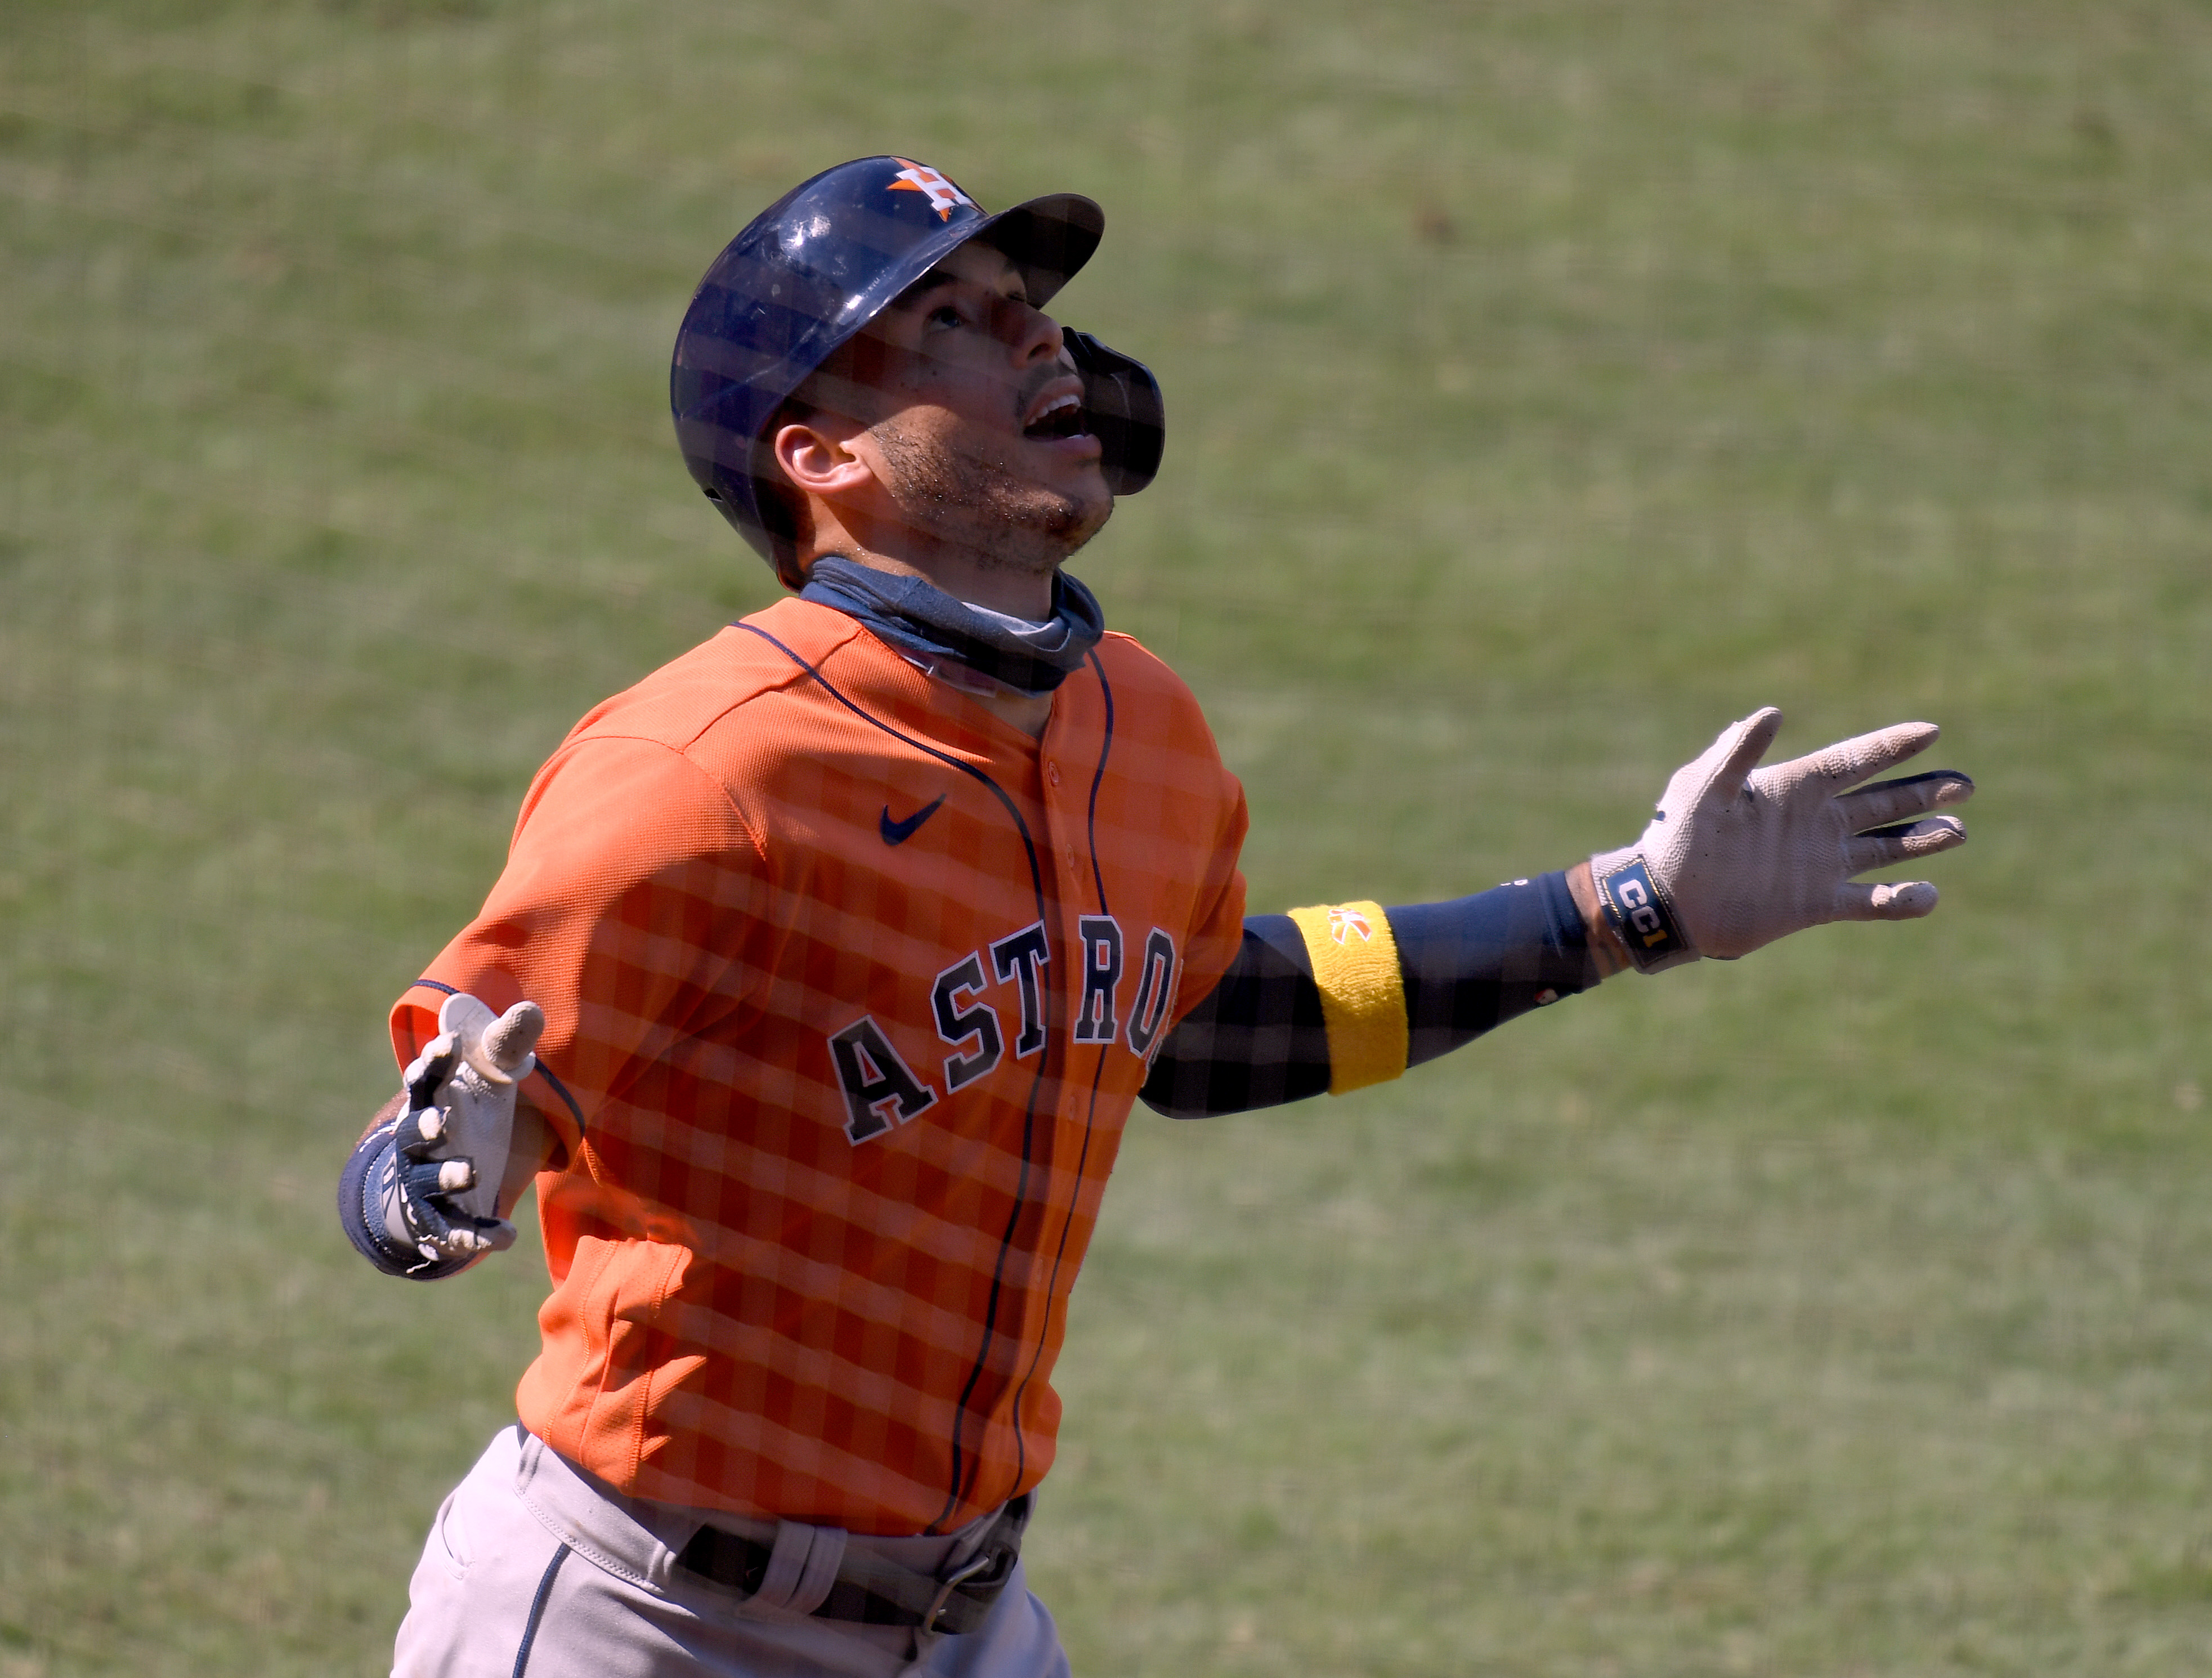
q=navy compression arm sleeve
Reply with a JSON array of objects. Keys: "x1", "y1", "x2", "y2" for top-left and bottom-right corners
[
  {"x1": 1139, "y1": 916, "x2": 1333, "y2": 1116},
  {"x1": 1140, "y1": 871, "x2": 1598, "y2": 1118}
]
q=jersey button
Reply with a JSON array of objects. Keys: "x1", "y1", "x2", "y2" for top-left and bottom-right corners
[
  {"x1": 1064, "y1": 845, "x2": 1078, "y2": 871},
  {"x1": 1046, "y1": 760, "x2": 1062, "y2": 787}
]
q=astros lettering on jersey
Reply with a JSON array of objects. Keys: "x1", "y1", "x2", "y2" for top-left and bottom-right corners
[{"x1": 391, "y1": 596, "x2": 1248, "y2": 1536}]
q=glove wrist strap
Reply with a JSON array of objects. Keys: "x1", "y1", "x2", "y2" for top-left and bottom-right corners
[
  {"x1": 336, "y1": 1126, "x2": 478, "y2": 1281},
  {"x1": 1591, "y1": 856, "x2": 1699, "y2": 974}
]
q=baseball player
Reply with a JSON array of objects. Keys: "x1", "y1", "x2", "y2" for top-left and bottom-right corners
[{"x1": 338, "y1": 156, "x2": 1973, "y2": 1677}]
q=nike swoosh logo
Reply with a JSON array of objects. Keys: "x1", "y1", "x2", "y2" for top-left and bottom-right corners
[{"x1": 879, "y1": 796, "x2": 946, "y2": 847}]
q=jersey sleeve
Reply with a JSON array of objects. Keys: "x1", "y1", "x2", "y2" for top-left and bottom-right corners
[
  {"x1": 388, "y1": 732, "x2": 771, "y2": 1165},
  {"x1": 1165, "y1": 744, "x2": 1251, "y2": 1031}
]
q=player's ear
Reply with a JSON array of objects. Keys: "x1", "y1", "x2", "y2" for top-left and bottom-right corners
[{"x1": 770, "y1": 415, "x2": 876, "y2": 499}]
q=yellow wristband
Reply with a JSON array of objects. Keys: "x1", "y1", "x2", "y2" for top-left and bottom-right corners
[{"x1": 1286, "y1": 901, "x2": 1408, "y2": 1095}]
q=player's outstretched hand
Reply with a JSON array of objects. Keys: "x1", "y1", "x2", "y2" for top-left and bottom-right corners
[
  {"x1": 378, "y1": 995, "x2": 544, "y2": 1267},
  {"x1": 1587, "y1": 708, "x2": 1972, "y2": 973}
]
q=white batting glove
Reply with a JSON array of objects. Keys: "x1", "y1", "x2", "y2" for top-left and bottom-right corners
[
  {"x1": 379, "y1": 994, "x2": 544, "y2": 1263},
  {"x1": 1588, "y1": 708, "x2": 1973, "y2": 973}
]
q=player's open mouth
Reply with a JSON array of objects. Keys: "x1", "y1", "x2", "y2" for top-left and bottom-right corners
[{"x1": 1022, "y1": 392, "x2": 1090, "y2": 442}]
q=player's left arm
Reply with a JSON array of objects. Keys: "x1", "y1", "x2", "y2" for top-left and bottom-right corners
[
  {"x1": 1141, "y1": 709, "x2": 1971, "y2": 1118},
  {"x1": 1141, "y1": 871, "x2": 1597, "y2": 1116}
]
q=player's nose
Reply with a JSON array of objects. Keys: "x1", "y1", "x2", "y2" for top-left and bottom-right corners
[{"x1": 1000, "y1": 297, "x2": 1064, "y2": 366}]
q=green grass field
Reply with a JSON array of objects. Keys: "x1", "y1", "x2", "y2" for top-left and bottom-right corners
[{"x1": 3, "y1": 2, "x2": 2209, "y2": 1672}]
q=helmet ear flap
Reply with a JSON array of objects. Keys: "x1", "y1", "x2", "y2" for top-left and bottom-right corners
[{"x1": 1063, "y1": 329, "x2": 1164, "y2": 496}]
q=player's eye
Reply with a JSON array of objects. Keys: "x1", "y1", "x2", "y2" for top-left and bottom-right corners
[{"x1": 926, "y1": 304, "x2": 964, "y2": 330}]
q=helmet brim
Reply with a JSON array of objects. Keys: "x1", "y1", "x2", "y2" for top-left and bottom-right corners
[{"x1": 971, "y1": 193, "x2": 1104, "y2": 310}]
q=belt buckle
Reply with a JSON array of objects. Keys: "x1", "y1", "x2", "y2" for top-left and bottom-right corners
[{"x1": 919, "y1": 1542, "x2": 1011, "y2": 1634}]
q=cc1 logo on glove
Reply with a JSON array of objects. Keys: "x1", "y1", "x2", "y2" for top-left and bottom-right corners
[{"x1": 1589, "y1": 708, "x2": 1973, "y2": 974}]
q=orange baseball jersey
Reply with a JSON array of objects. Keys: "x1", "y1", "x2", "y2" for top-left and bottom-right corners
[{"x1": 389, "y1": 596, "x2": 1249, "y2": 1535}]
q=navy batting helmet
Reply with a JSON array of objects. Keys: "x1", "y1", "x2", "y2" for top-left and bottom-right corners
[{"x1": 670, "y1": 156, "x2": 1165, "y2": 580}]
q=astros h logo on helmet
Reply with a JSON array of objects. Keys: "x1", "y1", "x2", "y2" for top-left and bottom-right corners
[{"x1": 889, "y1": 159, "x2": 978, "y2": 221}]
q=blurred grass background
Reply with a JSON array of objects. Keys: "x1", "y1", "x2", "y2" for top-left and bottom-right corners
[{"x1": 2, "y1": 1, "x2": 2208, "y2": 1672}]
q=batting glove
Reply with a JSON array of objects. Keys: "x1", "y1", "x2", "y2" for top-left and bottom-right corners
[
  {"x1": 1588, "y1": 707, "x2": 1972, "y2": 973},
  {"x1": 378, "y1": 994, "x2": 544, "y2": 1267}
]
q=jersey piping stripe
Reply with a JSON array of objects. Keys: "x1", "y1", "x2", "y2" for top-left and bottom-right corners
[
  {"x1": 735, "y1": 620, "x2": 1051, "y2": 1535},
  {"x1": 404, "y1": 976, "x2": 589, "y2": 1135},
  {"x1": 1082, "y1": 647, "x2": 1117, "y2": 915},
  {"x1": 1007, "y1": 647, "x2": 1118, "y2": 1479}
]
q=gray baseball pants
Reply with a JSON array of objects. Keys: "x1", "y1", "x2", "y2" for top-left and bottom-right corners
[{"x1": 392, "y1": 1425, "x2": 1071, "y2": 1678}]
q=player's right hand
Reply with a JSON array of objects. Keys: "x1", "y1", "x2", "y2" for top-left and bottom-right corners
[
  {"x1": 375, "y1": 995, "x2": 541, "y2": 1267},
  {"x1": 1588, "y1": 708, "x2": 1973, "y2": 973},
  {"x1": 378, "y1": 1037, "x2": 520, "y2": 1263}
]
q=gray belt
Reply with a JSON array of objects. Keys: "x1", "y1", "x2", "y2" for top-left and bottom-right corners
[{"x1": 676, "y1": 1494, "x2": 1030, "y2": 1636}]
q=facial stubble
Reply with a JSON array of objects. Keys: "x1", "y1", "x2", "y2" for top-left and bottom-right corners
[{"x1": 870, "y1": 419, "x2": 1111, "y2": 578}]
